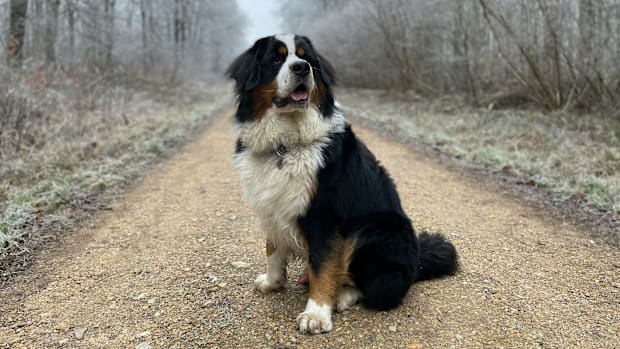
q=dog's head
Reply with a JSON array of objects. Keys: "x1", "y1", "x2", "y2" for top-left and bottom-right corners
[{"x1": 226, "y1": 34, "x2": 336, "y2": 122}]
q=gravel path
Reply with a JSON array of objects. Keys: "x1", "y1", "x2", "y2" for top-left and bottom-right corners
[{"x1": 1, "y1": 112, "x2": 618, "y2": 349}]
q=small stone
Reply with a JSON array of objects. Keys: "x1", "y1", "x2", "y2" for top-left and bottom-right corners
[
  {"x1": 388, "y1": 325, "x2": 397, "y2": 332},
  {"x1": 136, "y1": 331, "x2": 151, "y2": 339},
  {"x1": 290, "y1": 336, "x2": 298, "y2": 344},
  {"x1": 58, "y1": 339, "x2": 69, "y2": 345},
  {"x1": 230, "y1": 261, "x2": 250, "y2": 269},
  {"x1": 74, "y1": 327, "x2": 87, "y2": 340},
  {"x1": 133, "y1": 293, "x2": 146, "y2": 301},
  {"x1": 218, "y1": 282, "x2": 227, "y2": 288},
  {"x1": 136, "y1": 342, "x2": 151, "y2": 349},
  {"x1": 147, "y1": 298, "x2": 156, "y2": 304}
]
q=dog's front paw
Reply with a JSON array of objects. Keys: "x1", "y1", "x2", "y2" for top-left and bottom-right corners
[
  {"x1": 297, "y1": 301, "x2": 333, "y2": 334},
  {"x1": 254, "y1": 273, "x2": 286, "y2": 293}
]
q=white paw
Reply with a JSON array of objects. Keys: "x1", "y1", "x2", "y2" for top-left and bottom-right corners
[
  {"x1": 297, "y1": 299, "x2": 333, "y2": 334},
  {"x1": 254, "y1": 273, "x2": 286, "y2": 293},
  {"x1": 336, "y1": 287, "x2": 362, "y2": 312}
]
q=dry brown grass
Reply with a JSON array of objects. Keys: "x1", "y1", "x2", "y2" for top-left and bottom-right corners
[{"x1": 0, "y1": 66, "x2": 232, "y2": 259}]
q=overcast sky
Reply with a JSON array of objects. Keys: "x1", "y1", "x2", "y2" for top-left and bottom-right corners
[{"x1": 237, "y1": 0, "x2": 283, "y2": 45}]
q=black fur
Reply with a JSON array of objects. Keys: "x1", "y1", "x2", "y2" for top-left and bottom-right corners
[
  {"x1": 416, "y1": 231, "x2": 459, "y2": 281},
  {"x1": 300, "y1": 126, "x2": 458, "y2": 310}
]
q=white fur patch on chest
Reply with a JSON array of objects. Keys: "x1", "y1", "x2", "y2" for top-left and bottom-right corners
[
  {"x1": 235, "y1": 142, "x2": 325, "y2": 249},
  {"x1": 234, "y1": 108, "x2": 344, "y2": 252}
]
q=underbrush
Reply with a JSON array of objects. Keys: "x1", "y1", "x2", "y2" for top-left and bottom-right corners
[
  {"x1": 0, "y1": 66, "x2": 231, "y2": 260},
  {"x1": 338, "y1": 88, "x2": 620, "y2": 216}
]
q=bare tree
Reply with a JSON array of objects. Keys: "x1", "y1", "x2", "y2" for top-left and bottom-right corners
[
  {"x1": 6, "y1": 0, "x2": 28, "y2": 66},
  {"x1": 103, "y1": 0, "x2": 116, "y2": 67},
  {"x1": 44, "y1": 0, "x2": 60, "y2": 65},
  {"x1": 281, "y1": 0, "x2": 619, "y2": 111}
]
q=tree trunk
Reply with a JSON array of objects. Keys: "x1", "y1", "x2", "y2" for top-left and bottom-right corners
[
  {"x1": 67, "y1": 0, "x2": 76, "y2": 64},
  {"x1": 45, "y1": 0, "x2": 61, "y2": 66},
  {"x1": 6, "y1": 0, "x2": 28, "y2": 66},
  {"x1": 104, "y1": 0, "x2": 116, "y2": 68},
  {"x1": 6, "y1": 0, "x2": 28, "y2": 65},
  {"x1": 140, "y1": 0, "x2": 150, "y2": 76}
]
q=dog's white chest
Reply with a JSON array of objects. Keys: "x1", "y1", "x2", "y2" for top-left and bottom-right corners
[{"x1": 234, "y1": 143, "x2": 326, "y2": 248}]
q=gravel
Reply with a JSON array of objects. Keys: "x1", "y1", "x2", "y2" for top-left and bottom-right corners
[{"x1": 0, "y1": 113, "x2": 618, "y2": 348}]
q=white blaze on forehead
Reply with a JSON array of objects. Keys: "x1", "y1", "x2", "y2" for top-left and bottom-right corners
[
  {"x1": 274, "y1": 34, "x2": 296, "y2": 55},
  {"x1": 274, "y1": 34, "x2": 314, "y2": 98}
]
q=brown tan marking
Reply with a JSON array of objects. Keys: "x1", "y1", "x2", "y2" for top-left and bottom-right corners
[
  {"x1": 310, "y1": 80, "x2": 326, "y2": 108},
  {"x1": 307, "y1": 238, "x2": 356, "y2": 306},
  {"x1": 252, "y1": 80, "x2": 278, "y2": 119},
  {"x1": 296, "y1": 47, "x2": 305, "y2": 57}
]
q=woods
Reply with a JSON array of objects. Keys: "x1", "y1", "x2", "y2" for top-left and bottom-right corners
[
  {"x1": 1, "y1": 0, "x2": 245, "y2": 80},
  {"x1": 0, "y1": 0, "x2": 245, "y2": 258},
  {"x1": 282, "y1": 0, "x2": 620, "y2": 112}
]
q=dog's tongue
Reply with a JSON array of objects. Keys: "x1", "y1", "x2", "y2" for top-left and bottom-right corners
[
  {"x1": 291, "y1": 90, "x2": 309, "y2": 101},
  {"x1": 296, "y1": 272, "x2": 309, "y2": 286}
]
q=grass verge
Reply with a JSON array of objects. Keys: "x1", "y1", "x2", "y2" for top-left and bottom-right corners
[
  {"x1": 0, "y1": 69, "x2": 232, "y2": 267},
  {"x1": 338, "y1": 88, "x2": 619, "y2": 232}
]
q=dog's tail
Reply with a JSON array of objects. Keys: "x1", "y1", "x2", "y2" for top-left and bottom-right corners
[{"x1": 415, "y1": 231, "x2": 459, "y2": 282}]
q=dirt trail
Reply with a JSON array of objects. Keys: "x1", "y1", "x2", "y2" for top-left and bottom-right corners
[{"x1": 1, "y1": 112, "x2": 618, "y2": 349}]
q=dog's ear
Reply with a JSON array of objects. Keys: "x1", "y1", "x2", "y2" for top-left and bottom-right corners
[
  {"x1": 316, "y1": 53, "x2": 336, "y2": 87},
  {"x1": 299, "y1": 35, "x2": 336, "y2": 87},
  {"x1": 226, "y1": 37, "x2": 270, "y2": 93}
]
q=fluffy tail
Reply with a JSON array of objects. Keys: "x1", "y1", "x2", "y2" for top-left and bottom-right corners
[{"x1": 416, "y1": 231, "x2": 459, "y2": 281}]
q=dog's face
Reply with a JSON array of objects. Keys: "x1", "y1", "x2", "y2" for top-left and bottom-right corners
[{"x1": 227, "y1": 34, "x2": 336, "y2": 121}]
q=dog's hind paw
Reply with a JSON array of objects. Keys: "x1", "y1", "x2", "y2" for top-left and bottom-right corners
[
  {"x1": 336, "y1": 286, "x2": 362, "y2": 312},
  {"x1": 254, "y1": 273, "x2": 286, "y2": 293}
]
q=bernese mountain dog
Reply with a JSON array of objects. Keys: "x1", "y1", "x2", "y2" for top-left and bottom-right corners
[{"x1": 226, "y1": 34, "x2": 458, "y2": 335}]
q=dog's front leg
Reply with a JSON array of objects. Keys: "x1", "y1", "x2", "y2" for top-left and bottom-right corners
[
  {"x1": 296, "y1": 211, "x2": 343, "y2": 334},
  {"x1": 297, "y1": 260, "x2": 339, "y2": 334},
  {"x1": 255, "y1": 240, "x2": 288, "y2": 293}
]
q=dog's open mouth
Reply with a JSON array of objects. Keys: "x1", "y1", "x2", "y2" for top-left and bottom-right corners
[
  {"x1": 273, "y1": 83, "x2": 309, "y2": 108},
  {"x1": 290, "y1": 84, "x2": 309, "y2": 102}
]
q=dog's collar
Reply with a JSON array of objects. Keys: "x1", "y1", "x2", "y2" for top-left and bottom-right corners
[
  {"x1": 274, "y1": 144, "x2": 288, "y2": 158},
  {"x1": 274, "y1": 144, "x2": 288, "y2": 169},
  {"x1": 239, "y1": 141, "x2": 289, "y2": 168}
]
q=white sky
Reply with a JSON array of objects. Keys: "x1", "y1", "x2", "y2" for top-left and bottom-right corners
[{"x1": 236, "y1": 0, "x2": 283, "y2": 45}]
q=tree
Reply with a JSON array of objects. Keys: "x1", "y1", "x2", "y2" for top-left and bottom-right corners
[
  {"x1": 6, "y1": 0, "x2": 28, "y2": 66},
  {"x1": 45, "y1": 0, "x2": 61, "y2": 65}
]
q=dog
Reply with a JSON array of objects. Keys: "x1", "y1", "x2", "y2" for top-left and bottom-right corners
[{"x1": 226, "y1": 34, "x2": 458, "y2": 335}]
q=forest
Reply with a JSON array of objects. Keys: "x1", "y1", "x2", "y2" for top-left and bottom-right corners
[
  {"x1": 1, "y1": 1, "x2": 618, "y2": 259},
  {"x1": 1, "y1": 0, "x2": 244, "y2": 78},
  {"x1": 0, "y1": 0, "x2": 246, "y2": 255},
  {"x1": 282, "y1": 0, "x2": 620, "y2": 112},
  {"x1": 1, "y1": 2, "x2": 619, "y2": 347}
]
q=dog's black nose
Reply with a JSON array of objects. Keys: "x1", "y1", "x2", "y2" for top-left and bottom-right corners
[{"x1": 290, "y1": 62, "x2": 310, "y2": 77}]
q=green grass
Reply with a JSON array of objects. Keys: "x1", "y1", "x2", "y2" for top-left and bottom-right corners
[
  {"x1": 338, "y1": 88, "x2": 620, "y2": 213},
  {"x1": 0, "y1": 75, "x2": 232, "y2": 258}
]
